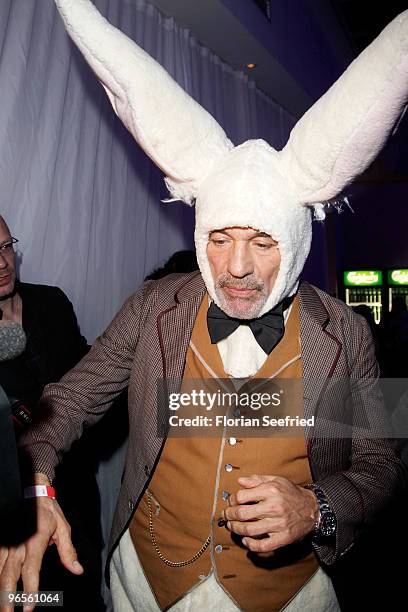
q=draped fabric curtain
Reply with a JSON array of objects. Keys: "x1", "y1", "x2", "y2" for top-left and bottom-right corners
[{"x1": 0, "y1": 0, "x2": 295, "y2": 342}]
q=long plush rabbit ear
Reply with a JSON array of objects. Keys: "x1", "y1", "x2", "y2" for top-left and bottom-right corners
[
  {"x1": 280, "y1": 10, "x2": 408, "y2": 206},
  {"x1": 55, "y1": 0, "x2": 233, "y2": 204}
]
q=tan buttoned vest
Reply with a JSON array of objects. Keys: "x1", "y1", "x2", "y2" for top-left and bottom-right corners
[{"x1": 130, "y1": 295, "x2": 318, "y2": 611}]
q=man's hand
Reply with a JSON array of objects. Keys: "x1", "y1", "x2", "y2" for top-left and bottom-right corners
[
  {"x1": 222, "y1": 474, "x2": 319, "y2": 554},
  {"x1": 0, "y1": 474, "x2": 83, "y2": 612}
]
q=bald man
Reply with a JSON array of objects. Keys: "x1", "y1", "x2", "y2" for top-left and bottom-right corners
[
  {"x1": 0, "y1": 216, "x2": 21, "y2": 323},
  {"x1": 0, "y1": 216, "x2": 88, "y2": 407}
]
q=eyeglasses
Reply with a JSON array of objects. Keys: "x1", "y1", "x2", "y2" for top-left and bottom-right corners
[{"x1": 0, "y1": 237, "x2": 18, "y2": 256}]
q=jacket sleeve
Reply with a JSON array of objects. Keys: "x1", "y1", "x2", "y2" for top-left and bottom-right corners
[
  {"x1": 312, "y1": 316, "x2": 407, "y2": 565},
  {"x1": 19, "y1": 281, "x2": 153, "y2": 484}
]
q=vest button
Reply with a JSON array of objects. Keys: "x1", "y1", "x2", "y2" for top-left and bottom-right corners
[
  {"x1": 228, "y1": 437, "x2": 237, "y2": 445},
  {"x1": 215, "y1": 545, "x2": 223, "y2": 554},
  {"x1": 233, "y1": 408, "x2": 241, "y2": 417},
  {"x1": 225, "y1": 463, "x2": 233, "y2": 472},
  {"x1": 221, "y1": 490, "x2": 230, "y2": 501}
]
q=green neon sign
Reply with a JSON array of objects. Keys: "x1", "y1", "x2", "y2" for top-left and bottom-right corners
[
  {"x1": 388, "y1": 269, "x2": 408, "y2": 285},
  {"x1": 344, "y1": 270, "x2": 383, "y2": 287}
]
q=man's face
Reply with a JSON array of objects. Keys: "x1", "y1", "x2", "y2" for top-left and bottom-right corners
[
  {"x1": 206, "y1": 227, "x2": 281, "y2": 319},
  {"x1": 0, "y1": 217, "x2": 16, "y2": 299}
]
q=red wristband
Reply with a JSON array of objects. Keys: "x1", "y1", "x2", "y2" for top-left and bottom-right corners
[{"x1": 24, "y1": 485, "x2": 56, "y2": 500}]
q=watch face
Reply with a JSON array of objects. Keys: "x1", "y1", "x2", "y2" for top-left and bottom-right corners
[{"x1": 320, "y1": 514, "x2": 337, "y2": 537}]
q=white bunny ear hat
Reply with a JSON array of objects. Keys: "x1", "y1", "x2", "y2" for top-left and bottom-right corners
[{"x1": 55, "y1": 0, "x2": 408, "y2": 315}]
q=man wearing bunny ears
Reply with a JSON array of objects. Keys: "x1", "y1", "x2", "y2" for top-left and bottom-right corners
[{"x1": 3, "y1": 2, "x2": 407, "y2": 611}]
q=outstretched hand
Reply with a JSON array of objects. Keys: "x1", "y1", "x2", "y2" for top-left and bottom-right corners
[
  {"x1": 0, "y1": 478, "x2": 83, "y2": 612},
  {"x1": 222, "y1": 474, "x2": 318, "y2": 554}
]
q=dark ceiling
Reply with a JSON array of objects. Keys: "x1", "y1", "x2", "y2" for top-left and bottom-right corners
[{"x1": 331, "y1": 0, "x2": 408, "y2": 54}]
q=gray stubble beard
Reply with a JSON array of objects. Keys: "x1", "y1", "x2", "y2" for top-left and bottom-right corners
[{"x1": 214, "y1": 273, "x2": 268, "y2": 319}]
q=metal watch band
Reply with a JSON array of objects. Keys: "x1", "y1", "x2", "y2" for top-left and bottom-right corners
[{"x1": 304, "y1": 484, "x2": 337, "y2": 540}]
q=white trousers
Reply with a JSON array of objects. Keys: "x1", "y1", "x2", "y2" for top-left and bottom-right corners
[{"x1": 110, "y1": 529, "x2": 340, "y2": 612}]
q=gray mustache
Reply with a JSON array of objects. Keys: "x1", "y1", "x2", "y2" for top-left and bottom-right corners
[{"x1": 217, "y1": 275, "x2": 264, "y2": 291}]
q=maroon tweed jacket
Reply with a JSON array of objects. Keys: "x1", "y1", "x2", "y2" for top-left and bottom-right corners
[{"x1": 20, "y1": 272, "x2": 405, "y2": 575}]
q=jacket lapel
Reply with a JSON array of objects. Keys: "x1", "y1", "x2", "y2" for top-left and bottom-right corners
[
  {"x1": 157, "y1": 273, "x2": 206, "y2": 385},
  {"x1": 299, "y1": 282, "x2": 342, "y2": 440}
]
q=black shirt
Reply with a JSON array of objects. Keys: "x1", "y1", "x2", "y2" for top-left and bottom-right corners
[{"x1": 0, "y1": 281, "x2": 88, "y2": 407}]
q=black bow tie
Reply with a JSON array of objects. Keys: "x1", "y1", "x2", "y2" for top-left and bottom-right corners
[{"x1": 207, "y1": 297, "x2": 292, "y2": 354}]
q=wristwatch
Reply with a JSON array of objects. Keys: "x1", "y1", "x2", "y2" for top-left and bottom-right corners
[{"x1": 304, "y1": 484, "x2": 337, "y2": 540}]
